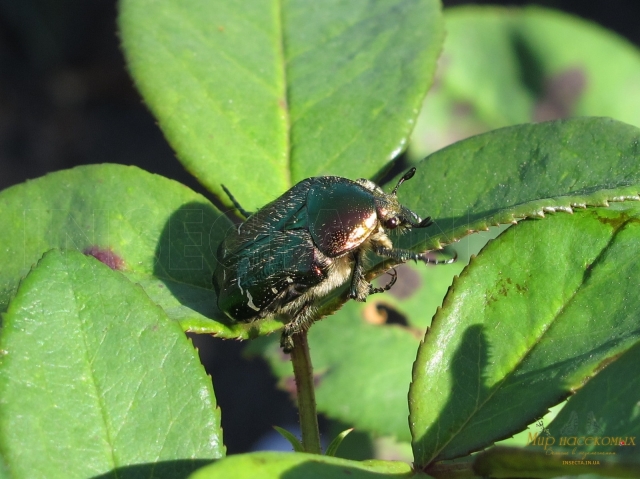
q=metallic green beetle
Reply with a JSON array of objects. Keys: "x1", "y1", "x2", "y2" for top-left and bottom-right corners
[{"x1": 213, "y1": 167, "x2": 448, "y2": 352}]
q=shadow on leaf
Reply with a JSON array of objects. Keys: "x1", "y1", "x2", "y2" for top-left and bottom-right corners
[{"x1": 90, "y1": 459, "x2": 215, "y2": 479}]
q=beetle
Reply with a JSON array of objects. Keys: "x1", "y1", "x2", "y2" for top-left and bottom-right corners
[{"x1": 213, "y1": 167, "x2": 452, "y2": 352}]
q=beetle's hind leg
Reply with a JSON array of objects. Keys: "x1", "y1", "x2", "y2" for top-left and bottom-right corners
[{"x1": 280, "y1": 302, "x2": 317, "y2": 353}]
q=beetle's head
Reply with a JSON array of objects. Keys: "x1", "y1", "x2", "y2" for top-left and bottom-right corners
[{"x1": 367, "y1": 167, "x2": 433, "y2": 231}]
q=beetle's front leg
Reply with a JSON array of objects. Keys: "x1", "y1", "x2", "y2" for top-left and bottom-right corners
[
  {"x1": 349, "y1": 251, "x2": 370, "y2": 301},
  {"x1": 374, "y1": 246, "x2": 456, "y2": 265}
]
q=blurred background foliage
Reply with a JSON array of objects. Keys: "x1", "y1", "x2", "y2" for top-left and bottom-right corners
[{"x1": 1, "y1": 0, "x2": 638, "y2": 456}]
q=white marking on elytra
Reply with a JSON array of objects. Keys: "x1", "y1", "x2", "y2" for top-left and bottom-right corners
[
  {"x1": 271, "y1": 287, "x2": 278, "y2": 294},
  {"x1": 246, "y1": 291, "x2": 260, "y2": 311},
  {"x1": 286, "y1": 276, "x2": 293, "y2": 283}
]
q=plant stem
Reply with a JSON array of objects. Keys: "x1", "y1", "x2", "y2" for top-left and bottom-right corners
[{"x1": 290, "y1": 329, "x2": 322, "y2": 454}]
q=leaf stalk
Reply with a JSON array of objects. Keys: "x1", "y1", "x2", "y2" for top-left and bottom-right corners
[{"x1": 290, "y1": 330, "x2": 322, "y2": 454}]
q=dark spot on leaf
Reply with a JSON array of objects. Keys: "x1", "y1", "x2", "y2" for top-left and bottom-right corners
[
  {"x1": 595, "y1": 211, "x2": 632, "y2": 230},
  {"x1": 362, "y1": 302, "x2": 387, "y2": 325},
  {"x1": 378, "y1": 304, "x2": 408, "y2": 327},
  {"x1": 362, "y1": 302, "x2": 408, "y2": 326},
  {"x1": 515, "y1": 283, "x2": 528, "y2": 294},
  {"x1": 533, "y1": 68, "x2": 586, "y2": 122},
  {"x1": 487, "y1": 276, "x2": 527, "y2": 305},
  {"x1": 83, "y1": 246, "x2": 125, "y2": 270},
  {"x1": 451, "y1": 101, "x2": 474, "y2": 117}
]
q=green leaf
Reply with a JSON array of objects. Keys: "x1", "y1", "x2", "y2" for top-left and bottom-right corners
[
  {"x1": 273, "y1": 426, "x2": 304, "y2": 453},
  {"x1": 0, "y1": 249, "x2": 224, "y2": 479},
  {"x1": 541, "y1": 338, "x2": 640, "y2": 456},
  {"x1": 396, "y1": 117, "x2": 640, "y2": 255},
  {"x1": 326, "y1": 428, "x2": 354, "y2": 457},
  {"x1": 188, "y1": 452, "x2": 416, "y2": 479},
  {"x1": 118, "y1": 0, "x2": 445, "y2": 210},
  {"x1": 409, "y1": 5, "x2": 640, "y2": 159},
  {"x1": 409, "y1": 204, "x2": 640, "y2": 467},
  {"x1": 0, "y1": 164, "x2": 283, "y2": 339}
]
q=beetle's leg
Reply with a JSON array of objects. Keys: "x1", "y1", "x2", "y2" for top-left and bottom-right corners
[
  {"x1": 369, "y1": 268, "x2": 397, "y2": 294},
  {"x1": 221, "y1": 184, "x2": 253, "y2": 219},
  {"x1": 375, "y1": 246, "x2": 457, "y2": 265},
  {"x1": 280, "y1": 302, "x2": 316, "y2": 353},
  {"x1": 349, "y1": 251, "x2": 370, "y2": 301},
  {"x1": 280, "y1": 331, "x2": 295, "y2": 353}
]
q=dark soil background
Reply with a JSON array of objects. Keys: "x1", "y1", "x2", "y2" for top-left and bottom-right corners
[{"x1": 1, "y1": 0, "x2": 638, "y2": 454}]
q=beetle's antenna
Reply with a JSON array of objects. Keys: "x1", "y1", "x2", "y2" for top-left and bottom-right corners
[
  {"x1": 392, "y1": 167, "x2": 417, "y2": 196},
  {"x1": 221, "y1": 184, "x2": 252, "y2": 219}
]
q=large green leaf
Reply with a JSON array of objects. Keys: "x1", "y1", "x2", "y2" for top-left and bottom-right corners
[
  {"x1": 0, "y1": 249, "x2": 224, "y2": 479},
  {"x1": 409, "y1": 5, "x2": 640, "y2": 159},
  {"x1": 188, "y1": 452, "x2": 415, "y2": 479},
  {"x1": 395, "y1": 117, "x2": 640, "y2": 256},
  {"x1": 118, "y1": 0, "x2": 444, "y2": 210},
  {"x1": 0, "y1": 164, "x2": 284, "y2": 339},
  {"x1": 409, "y1": 203, "x2": 640, "y2": 467}
]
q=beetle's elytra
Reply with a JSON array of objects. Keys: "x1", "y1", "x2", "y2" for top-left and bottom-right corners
[{"x1": 213, "y1": 168, "x2": 451, "y2": 352}]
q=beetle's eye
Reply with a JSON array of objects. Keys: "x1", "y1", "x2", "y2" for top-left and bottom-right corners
[{"x1": 384, "y1": 217, "x2": 399, "y2": 230}]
